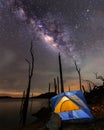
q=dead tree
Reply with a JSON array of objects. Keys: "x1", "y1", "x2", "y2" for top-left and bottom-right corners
[
  {"x1": 94, "y1": 72, "x2": 104, "y2": 85},
  {"x1": 68, "y1": 85, "x2": 70, "y2": 92},
  {"x1": 19, "y1": 90, "x2": 25, "y2": 124},
  {"x1": 82, "y1": 85, "x2": 86, "y2": 93},
  {"x1": 48, "y1": 83, "x2": 51, "y2": 93},
  {"x1": 48, "y1": 83, "x2": 51, "y2": 106},
  {"x1": 59, "y1": 53, "x2": 64, "y2": 93},
  {"x1": 54, "y1": 78, "x2": 57, "y2": 94},
  {"x1": 57, "y1": 76, "x2": 60, "y2": 94},
  {"x1": 74, "y1": 61, "x2": 82, "y2": 91},
  {"x1": 30, "y1": 93, "x2": 33, "y2": 113},
  {"x1": 22, "y1": 41, "x2": 34, "y2": 126}
]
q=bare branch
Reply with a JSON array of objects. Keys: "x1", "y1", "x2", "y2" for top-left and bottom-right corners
[
  {"x1": 74, "y1": 60, "x2": 82, "y2": 91},
  {"x1": 30, "y1": 41, "x2": 34, "y2": 77},
  {"x1": 74, "y1": 60, "x2": 80, "y2": 73}
]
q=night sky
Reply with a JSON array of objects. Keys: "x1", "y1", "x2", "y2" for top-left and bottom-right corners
[{"x1": 0, "y1": 0, "x2": 104, "y2": 97}]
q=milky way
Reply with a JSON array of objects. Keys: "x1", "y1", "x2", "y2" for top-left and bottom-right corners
[{"x1": 8, "y1": 0, "x2": 80, "y2": 63}]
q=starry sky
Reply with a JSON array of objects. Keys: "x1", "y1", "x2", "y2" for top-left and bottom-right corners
[{"x1": 0, "y1": 0, "x2": 104, "y2": 97}]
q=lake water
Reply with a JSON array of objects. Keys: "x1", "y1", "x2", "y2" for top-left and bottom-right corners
[{"x1": 0, "y1": 98, "x2": 48, "y2": 130}]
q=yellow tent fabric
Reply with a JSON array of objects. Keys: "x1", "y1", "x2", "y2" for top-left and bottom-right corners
[{"x1": 54, "y1": 96, "x2": 80, "y2": 113}]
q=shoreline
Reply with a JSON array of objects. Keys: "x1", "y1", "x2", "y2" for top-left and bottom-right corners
[{"x1": 22, "y1": 100, "x2": 104, "y2": 130}]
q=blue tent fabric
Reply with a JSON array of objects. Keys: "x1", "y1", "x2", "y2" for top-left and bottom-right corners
[{"x1": 50, "y1": 90, "x2": 93, "y2": 121}]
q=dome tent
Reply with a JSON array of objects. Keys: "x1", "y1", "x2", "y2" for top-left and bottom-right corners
[{"x1": 50, "y1": 90, "x2": 93, "y2": 121}]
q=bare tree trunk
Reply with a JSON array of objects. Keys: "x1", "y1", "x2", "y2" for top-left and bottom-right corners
[
  {"x1": 82, "y1": 85, "x2": 86, "y2": 93},
  {"x1": 48, "y1": 83, "x2": 51, "y2": 106},
  {"x1": 48, "y1": 83, "x2": 51, "y2": 93},
  {"x1": 54, "y1": 78, "x2": 57, "y2": 94},
  {"x1": 22, "y1": 41, "x2": 34, "y2": 126},
  {"x1": 20, "y1": 90, "x2": 25, "y2": 114},
  {"x1": 59, "y1": 53, "x2": 64, "y2": 93},
  {"x1": 74, "y1": 61, "x2": 82, "y2": 91},
  {"x1": 30, "y1": 93, "x2": 33, "y2": 113},
  {"x1": 57, "y1": 76, "x2": 60, "y2": 94},
  {"x1": 19, "y1": 90, "x2": 25, "y2": 124},
  {"x1": 68, "y1": 85, "x2": 70, "y2": 92}
]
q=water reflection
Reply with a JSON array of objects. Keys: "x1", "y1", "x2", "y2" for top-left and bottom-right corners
[{"x1": 0, "y1": 99, "x2": 48, "y2": 130}]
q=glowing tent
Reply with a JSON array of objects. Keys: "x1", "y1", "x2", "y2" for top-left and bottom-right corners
[{"x1": 50, "y1": 90, "x2": 93, "y2": 121}]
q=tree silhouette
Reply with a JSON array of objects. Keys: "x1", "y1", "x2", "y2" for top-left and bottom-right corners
[
  {"x1": 74, "y1": 60, "x2": 82, "y2": 91},
  {"x1": 21, "y1": 41, "x2": 34, "y2": 126},
  {"x1": 82, "y1": 85, "x2": 86, "y2": 93},
  {"x1": 54, "y1": 78, "x2": 57, "y2": 94},
  {"x1": 57, "y1": 76, "x2": 60, "y2": 94},
  {"x1": 48, "y1": 83, "x2": 51, "y2": 93},
  {"x1": 59, "y1": 53, "x2": 64, "y2": 93}
]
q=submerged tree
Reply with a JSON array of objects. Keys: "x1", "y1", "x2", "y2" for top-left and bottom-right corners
[
  {"x1": 82, "y1": 85, "x2": 86, "y2": 93},
  {"x1": 57, "y1": 76, "x2": 60, "y2": 94},
  {"x1": 74, "y1": 60, "x2": 82, "y2": 91},
  {"x1": 21, "y1": 41, "x2": 34, "y2": 126},
  {"x1": 68, "y1": 85, "x2": 70, "y2": 92},
  {"x1": 48, "y1": 83, "x2": 51, "y2": 93},
  {"x1": 54, "y1": 78, "x2": 57, "y2": 94},
  {"x1": 59, "y1": 53, "x2": 64, "y2": 93},
  {"x1": 19, "y1": 90, "x2": 25, "y2": 124}
]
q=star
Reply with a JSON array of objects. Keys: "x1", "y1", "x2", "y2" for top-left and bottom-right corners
[{"x1": 86, "y1": 9, "x2": 90, "y2": 13}]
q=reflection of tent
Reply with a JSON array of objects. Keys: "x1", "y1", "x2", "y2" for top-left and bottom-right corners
[{"x1": 50, "y1": 90, "x2": 93, "y2": 121}]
